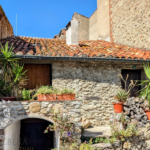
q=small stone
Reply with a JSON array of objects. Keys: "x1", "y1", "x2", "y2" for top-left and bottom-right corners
[
  {"x1": 135, "y1": 115, "x2": 142, "y2": 121},
  {"x1": 41, "y1": 102, "x2": 49, "y2": 108},
  {"x1": 23, "y1": 105, "x2": 29, "y2": 110},
  {"x1": 41, "y1": 109, "x2": 48, "y2": 115},
  {"x1": 11, "y1": 105, "x2": 23, "y2": 111},
  {"x1": 145, "y1": 107, "x2": 149, "y2": 110},
  {"x1": 140, "y1": 108, "x2": 144, "y2": 114},
  {"x1": 123, "y1": 142, "x2": 131, "y2": 149},
  {"x1": 143, "y1": 115, "x2": 148, "y2": 121},
  {"x1": 13, "y1": 102, "x2": 21, "y2": 105},
  {"x1": 18, "y1": 111, "x2": 26, "y2": 115},
  {"x1": 124, "y1": 101, "x2": 128, "y2": 106},
  {"x1": 0, "y1": 112, "x2": 3, "y2": 117},
  {"x1": 124, "y1": 106, "x2": 129, "y2": 111},
  {"x1": 130, "y1": 99, "x2": 136, "y2": 105},
  {"x1": 141, "y1": 120, "x2": 147, "y2": 124},
  {"x1": 29, "y1": 102, "x2": 41, "y2": 113},
  {"x1": 81, "y1": 118, "x2": 91, "y2": 129},
  {"x1": 131, "y1": 111, "x2": 134, "y2": 115},
  {"x1": 137, "y1": 122, "x2": 145, "y2": 128},
  {"x1": 53, "y1": 104, "x2": 64, "y2": 113},
  {"x1": 135, "y1": 97, "x2": 140, "y2": 102},
  {"x1": 136, "y1": 103, "x2": 140, "y2": 108},
  {"x1": 21, "y1": 102, "x2": 29, "y2": 105},
  {"x1": 144, "y1": 101, "x2": 149, "y2": 108}
]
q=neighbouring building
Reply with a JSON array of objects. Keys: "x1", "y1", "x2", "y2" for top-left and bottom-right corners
[
  {"x1": 0, "y1": 5, "x2": 13, "y2": 40},
  {"x1": 55, "y1": 0, "x2": 110, "y2": 41}
]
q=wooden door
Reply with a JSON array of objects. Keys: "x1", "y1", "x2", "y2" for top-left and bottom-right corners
[
  {"x1": 121, "y1": 70, "x2": 141, "y2": 97},
  {"x1": 23, "y1": 64, "x2": 51, "y2": 89},
  {"x1": 20, "y1": 118, "x2": 54, "y2": 150}
]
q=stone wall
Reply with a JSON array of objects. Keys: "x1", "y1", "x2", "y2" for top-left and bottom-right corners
[
  {"x1": 110, "y1": 0, "x2": 150, "y2": 49},
  {"x1": 0, "y1": 100, "x2": 81, "y2": 149},
  {"x1": 52, "y1": 61, "x2": 122, "y2": 126}
]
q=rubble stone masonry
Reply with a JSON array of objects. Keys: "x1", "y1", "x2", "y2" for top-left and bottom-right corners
[{"x1": 110, "y1": 0, "x2": 150, "y2": 50}]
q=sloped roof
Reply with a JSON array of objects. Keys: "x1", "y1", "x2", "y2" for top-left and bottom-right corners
[{"x1": 0, "y1": 36, "x2": 150, "y2": 61}]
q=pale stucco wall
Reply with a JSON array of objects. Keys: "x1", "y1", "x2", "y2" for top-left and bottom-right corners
[
  {"x1": 89, "y1": 10, "x2": 98, "y2": 40},
  {"x1": 73, "y1": 13, "x2": 89, "y2": 40},
  {"x1": 97, "y1": 0, "x2": 110, "y2": 41},
  {"x1": 89, "y1": 0, "x2": 110, "y2": 41}
]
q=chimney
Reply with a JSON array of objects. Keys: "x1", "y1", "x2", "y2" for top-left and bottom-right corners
[{"x1": 66, "y1": 18, "x2": 79, "y2": 46}]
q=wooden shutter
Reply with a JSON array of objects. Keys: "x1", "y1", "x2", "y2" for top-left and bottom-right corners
[{"x1": 23, "y1": 64, "x2": 51, "y2": 89}]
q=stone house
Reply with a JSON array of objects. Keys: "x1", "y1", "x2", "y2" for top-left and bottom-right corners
[{"x1": 0, "y1": 1, "x2": 150, "y2": 149}]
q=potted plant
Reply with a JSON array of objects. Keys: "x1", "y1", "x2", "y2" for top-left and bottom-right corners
[
  {"x1": 113, "y1": 74, "x2": 136, "y2": 113},
  {"x1": 138, "y1": 63, "x2": 150, "y2": 120},
  {"x1": 33, "y1": 86, "x2": 57, "y2": 101},
  {"x1": 60, "y1": 88, "x2": 75, "y2": 100},
  {"x1": 0, "y1": 42, "x2": 27, "y2": 101},
  {"x1": 56, "y1": 89, "x2": 64, "y2": 100},
  {"x1": 114, "y1": 89, "x2": 128, "y2": 113}
]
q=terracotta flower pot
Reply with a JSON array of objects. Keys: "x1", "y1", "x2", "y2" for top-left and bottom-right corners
[
  {"x1": 145, "y1": 110, "x2": 150, "y2": 120},
  {"x1": 38, "y1": 94, "x2": 56, "y2": 101},
  {"x1": 113, "y1": 103, "x2": 124, "y2": 113},
  {"x1": 57, "y1": 94, "x2": 64, "y2": 100},
  {"x1": 0, "y1": 97, "x2": 16, "y2": 101},
  {"x1": 63, "y1": 94, "x2": 75, "y2": 100}
]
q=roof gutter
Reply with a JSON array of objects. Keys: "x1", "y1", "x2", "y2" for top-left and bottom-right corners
[{"x1": 0, "y1": 55, "x2": 148, "y2": 63}]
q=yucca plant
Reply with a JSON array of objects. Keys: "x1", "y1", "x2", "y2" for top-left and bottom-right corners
[
  {"x1": 0, "y1": 42, "x2": 27, "y2": 99},
  {"x1": 138, "y1": 63, "x2": 150, "y2": 106},
  {"x1": 0, "y1": 42, "x2": 18, "y2": 83},
  {"x1": 115, "y1": 90, "x2": 128, "y2": 102}
]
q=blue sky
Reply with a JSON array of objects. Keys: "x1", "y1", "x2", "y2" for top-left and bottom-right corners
[{"x1": 1, "y1": 0, "x2": 97, "y2": 38}]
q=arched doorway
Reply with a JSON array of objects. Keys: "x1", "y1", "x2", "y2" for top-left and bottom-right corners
[
  {"x1": 4, "y1": 117, "x2": 58, "y2": 150},
  {"x1": 20, "y1": 118, "x2": 54, "y2": 150}
]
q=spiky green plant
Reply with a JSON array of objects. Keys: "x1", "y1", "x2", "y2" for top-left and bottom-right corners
[
  {"x1": 0, "y1": 42, "x2": 27, "y2": 98},
  {"x1": 0, "y1": 42, "x2": 18, "y2": 83},
  {"x1": 138, "y1": 63, "x2": 150, "y2": 106},
  {"x1": 115, "y1": 90, "x2": 129, "y2": 102}
]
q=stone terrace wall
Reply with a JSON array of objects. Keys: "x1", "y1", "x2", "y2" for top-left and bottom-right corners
[
  {"x1": 52, "y1": 62, "x2": 122, "y2": 126},
  {"x1": 0, "y1": 100, "x2": 81, "y2": 149},
  {"x1": 110, "y1": 0, "x2": 150, "y2": 50}
]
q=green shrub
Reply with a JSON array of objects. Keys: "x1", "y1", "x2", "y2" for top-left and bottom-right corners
[
  {"x1": 61, "y1": 88, "x2": 75, "y2": 94},
  {"x1": 33, "y1": 86, "x2": 57, "y2": 99},
  {"x1": 22, "y1": 88, "x2": 30, "y2": 100}
]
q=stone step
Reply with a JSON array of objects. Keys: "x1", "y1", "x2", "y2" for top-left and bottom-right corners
[
  {"x1": 83, "y1": 126, "x2": 111, "y2": 138},
  {"x1": 92, "y1": 143, "x2": 112, "y2": 149}
]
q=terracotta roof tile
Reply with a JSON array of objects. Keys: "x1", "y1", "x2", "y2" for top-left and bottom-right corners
[{"x1": 0, "y1": 36, "x2": 150, "y2": 61}]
